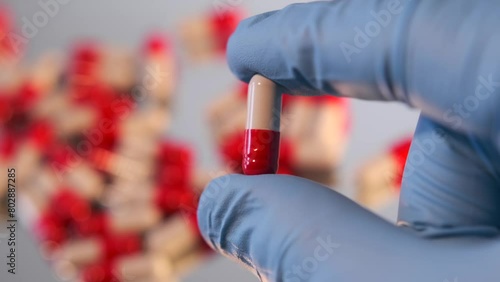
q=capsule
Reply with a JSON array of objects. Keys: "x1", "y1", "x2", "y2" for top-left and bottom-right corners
[
  {"x1": 115, "y1": 254, "x2": 173, "y2": 281},
  {"x1": 242, "y1": 75, "x2": 282, "y2": 175},
  {"x1": 146, "y1": 214, "x2": 201, "y2": 259},
  {"x1": 53, "y1": 234, "x2": 141, "y2": 266}
]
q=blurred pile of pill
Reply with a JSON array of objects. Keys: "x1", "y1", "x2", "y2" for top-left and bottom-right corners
[{"x1": 0, "y1": 5, "x2": 250, "y2": 281}]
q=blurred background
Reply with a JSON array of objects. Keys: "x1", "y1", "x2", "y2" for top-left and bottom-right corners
[{"x1": 0, "y1": 0, "x2": 419, "y2": 281}]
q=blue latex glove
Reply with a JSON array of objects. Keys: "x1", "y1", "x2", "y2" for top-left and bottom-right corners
[{"x1": 198, "y1": 0, "x2": 500, "y2": 281}]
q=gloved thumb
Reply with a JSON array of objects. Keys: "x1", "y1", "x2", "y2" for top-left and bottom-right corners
[{"x1": 197, "y1": 174, "x2": 500, "y2": 281}]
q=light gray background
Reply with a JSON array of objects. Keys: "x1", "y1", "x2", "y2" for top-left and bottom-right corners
[{"x1": 1, "y1": 0, "x2": 419, "y2": 281}]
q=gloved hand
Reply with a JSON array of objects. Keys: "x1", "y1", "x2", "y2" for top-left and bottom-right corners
[{"x1": 198, "y1": 0, "x2": 500, "y2": 281}]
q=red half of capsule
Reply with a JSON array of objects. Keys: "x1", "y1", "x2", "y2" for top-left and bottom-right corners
[{"x1": 242, "y1": 129, "x2": 280, "y2": 175}]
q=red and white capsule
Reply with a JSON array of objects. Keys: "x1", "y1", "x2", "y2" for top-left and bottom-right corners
[{"x1": 242, "y1": 75, "x2": 282, "y2": 175}]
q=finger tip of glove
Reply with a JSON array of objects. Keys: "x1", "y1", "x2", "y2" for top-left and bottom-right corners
[
  {"x1": 196, "y1": 174, "x2": 317, "y2": 248},
  {"x1": 226, "y1": 11, "x2": 279, "y2": 83},
  {"x1": 196, "y1": 173, "x2": 277, "y2": 248},
  {"x1": 196, "y1": 174, "x2": 242, "y2": 245},
  {"x1": 226, "y1": 32, "x2": 253, "y2": 83}
]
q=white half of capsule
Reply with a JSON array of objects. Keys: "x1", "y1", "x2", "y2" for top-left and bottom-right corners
[{"x1": 246, "y1": 74, "x2": 282, "y2": 131}]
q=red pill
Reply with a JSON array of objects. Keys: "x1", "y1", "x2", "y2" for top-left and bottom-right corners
[
  {"x1": 209, "y1": 8, "x2": 244, "y2": 53},
  {"x1": 242, "y1": 75, "x2": 282, "y2": 175}
]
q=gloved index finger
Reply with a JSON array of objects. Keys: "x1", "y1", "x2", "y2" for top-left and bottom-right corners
[
  {"x1": 228, "y1": 0, "x2": 413, "y2": 98},
  {"x1": 227, "y1": 0, "x2": 500, "y2": 139}
]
